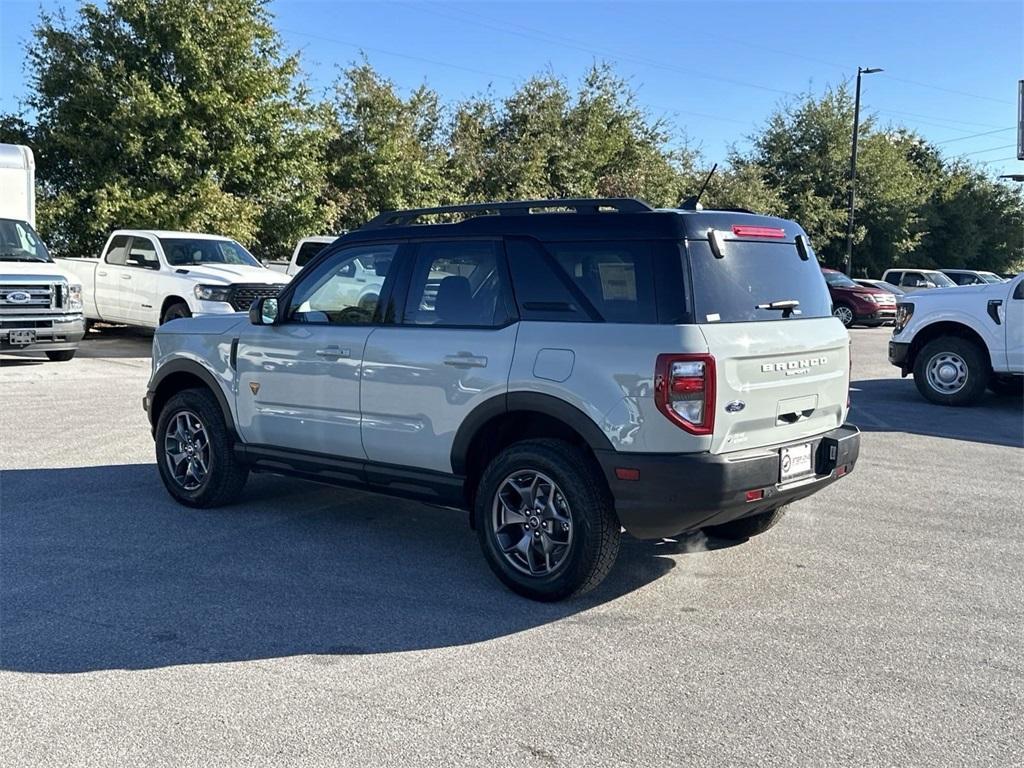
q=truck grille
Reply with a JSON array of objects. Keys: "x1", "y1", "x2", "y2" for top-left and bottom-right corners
[
  {"x1": 228, "y1": 284, "x2": 285, "y2": 312},
  {"x1": 0, "y1": 283, "x2": 55, "y2": 309}
]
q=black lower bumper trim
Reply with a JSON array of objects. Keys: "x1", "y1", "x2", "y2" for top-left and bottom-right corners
[
  {"x1": 596, "y1": 424, "x2": 861, "y2": 539},
  {"x1": 888, "y1": 340, "x2": 911, "y2": 374}
]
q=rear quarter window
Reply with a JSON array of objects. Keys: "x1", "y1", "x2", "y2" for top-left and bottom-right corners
[{"x1": 686, "y1": 239, "x2": 832, "y2": 323}]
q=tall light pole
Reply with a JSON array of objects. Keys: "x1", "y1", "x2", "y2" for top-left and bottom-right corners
[{"x1": 844, "y1": 66, "x2": 883, "y2": 275}]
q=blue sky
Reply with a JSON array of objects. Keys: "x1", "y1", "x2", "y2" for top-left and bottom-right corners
[{"x1": 1, "y1": 0, "x2": 1021, "y2": 175}]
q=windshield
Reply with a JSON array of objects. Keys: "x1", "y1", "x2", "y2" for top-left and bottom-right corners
[
  {"x1": 160, "y1": 237, "x2": 259, "y2": 268},
  {"x1": 823, "y1": 270, "x2": 857, "y2": 288},
  {"x1": 978, "y1": 272, "x2": 1004, "y2": 284},
  {"x1": 687, "y1": 239, "x2": 832, "y2": 323},
  {"x1": 0, "y1": 218, "x2": 52, "y2": 262},
  {"x1": 924, "y1": 270, "x2": 956, "y2": 287}
]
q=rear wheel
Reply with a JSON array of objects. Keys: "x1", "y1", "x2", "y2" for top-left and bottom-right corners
[
  {"x1": 161, "y1": 302, "x2": 192, "y2": 325},
  {"x1": 155, "y1": 388, "x2": 248, "y2": 507},
  {"x1": 832, "y1": 303, "x2": 855, "y2": 327},
  {"x1": 45, "y1": 350, "x2": 76, "y2": 362},
  {"x1": 704, "y1": 507, "x2": 787, "y2": 540},
  {"x1": 913, "y1": 336, "x2": 989, "y2": 406},
  {"x1": 475, "y1": 439, "x2": 620, "y2": 601}
]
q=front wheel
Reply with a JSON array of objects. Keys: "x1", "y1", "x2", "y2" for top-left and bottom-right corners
[
  {"x1": 913, "y1": 336, "x2": 989, "y2": 406},
  {"x1": 832, "y1": 304, "x2": 855, "y2": 327},
  {"x1": 45, "y1": 350, "x2": 76, "y2": 362},
  {"x1": 475, "y1": 439, "x2": 620, "y2": 601},
  {"x1": 155, "y1": 388, "x2": 248, "y2": 507},
  {"x1": 161, "y1": 302, "x2": 192, "y2": 325}
]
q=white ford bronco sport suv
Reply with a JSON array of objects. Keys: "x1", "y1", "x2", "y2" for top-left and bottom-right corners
[
  {"x1": 888, "y1": 273, "x2": 1023, "y2": 405},
  {"x1": 145, "y1": 198, "x2": 861, "y2": 601}
]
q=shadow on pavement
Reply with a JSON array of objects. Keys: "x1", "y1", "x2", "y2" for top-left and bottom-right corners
[
  {"x1": 0, "y1": 463, "x2": 683, "y2": 673},
  {"x1": 79, "y1": 324, "x2": 153, "y2": 359},
  {"x1": 850, "y1": 378, "x2": 1023, "y2": 448}
]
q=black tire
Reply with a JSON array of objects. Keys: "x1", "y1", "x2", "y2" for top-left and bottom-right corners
[
  {"x1": 704, "y1": 507, "x2": 787, "y2": 540},
  {"x1": 912, "y1": 336, "x2": 989, "y2": 406},
  {"x1": 832, "y1": 303, "x2": 855, "y2": 327},
  {"x1": 161, "y1": 302, "x2": 192, "y2": 325},
  {"x1": 45, "y1": 350, "x2": 76, "y2": 362},
  {"x1": 988, "y1": 375, "x2": 1024, "y2": 397},
  {"x1": 155, "y1": 387, "x2": 248, "y2": 507},
  {"x1": 83, "y1": 319, "x2": 94, "y2": 334},
  {"x1": 474, "y1": 438, "x2": 620, "y2": 602}
]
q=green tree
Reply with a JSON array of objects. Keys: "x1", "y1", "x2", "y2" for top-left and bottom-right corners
[{"x1": 8, "y1": 0, "x2": 331, "y2": 259}]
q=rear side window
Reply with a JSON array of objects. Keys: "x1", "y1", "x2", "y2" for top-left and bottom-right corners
[
  {"x1": 403, "y1": 241, "x2": 512, "y2": 328},
  {"x1": 295, "y1": 240, "x2": 330, "y2": 268},
  {"x1": 687, "y1": 239, "x2": 832, "y2": 323},
  {"x1": 505, "y1": 239, "x2": 591, "y2": 322},
  {"x1": 105, "y1": 235, "x2": 129, "y2": 265},
  {"x1": 546, "y1": 242, "x2": 659, "y2": 324}
]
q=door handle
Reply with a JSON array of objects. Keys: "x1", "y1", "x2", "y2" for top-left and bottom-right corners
[
  {"x1": 315, "y1": 346, "x2": 350, "y2": 359},
  {"x1": 444, "y1": 353, "x2": 488, "y2": 368},
  {"x1": 120, "y1": 274, "x2": 132, "y2": 280},
  {"x1": 97, "y1": 270, "x2": 108, "y2": 277}
]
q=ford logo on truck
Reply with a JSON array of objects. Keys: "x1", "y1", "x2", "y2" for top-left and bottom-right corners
[
  {"x1": 6, "y1": 291, "x2": 31, "y2": 304},
  {"x1": 762, "y1": 356, "x2": 828, "y2": 376}
]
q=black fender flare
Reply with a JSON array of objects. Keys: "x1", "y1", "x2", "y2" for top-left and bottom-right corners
[
  {"x1": 450, "y1": 392, "x2": 614, "y2": 475},
  {"x1": 148, "y1": 358, "x2": 237, "y2": 438}
]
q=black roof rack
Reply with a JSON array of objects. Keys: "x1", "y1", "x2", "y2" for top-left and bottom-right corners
[{"x1": 361, "y1": 197, "x2": 654, "y2": 229}]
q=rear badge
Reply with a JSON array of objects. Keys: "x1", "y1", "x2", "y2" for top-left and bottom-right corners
[
  {"x1": 725, "y1": 400, "x2": 746, "y2": 413},
  {"x1": 249, "y1": 381, "x2": 261, "y2": 395}
]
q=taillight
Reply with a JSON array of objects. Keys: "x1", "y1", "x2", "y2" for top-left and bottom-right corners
[{"x1": 655, "y1": 354, "x2": 716, "y2": 435}]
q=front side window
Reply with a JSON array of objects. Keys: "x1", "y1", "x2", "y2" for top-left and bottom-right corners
[
  {"x1": 125, "y1": 238, "x2": 159, "y2": 269},
  {"x1": 403, "y1": 241, "x2": 510, "y2": 327},
  {"x1": 290, "y1": 244, "x2": 398, "y2": 325},
  {"x1": 0, "y1": 218, "x2": 52, "y2": 262},
  {"x1": 161, "y1": 238, "x2": 260, "y2": 268}
]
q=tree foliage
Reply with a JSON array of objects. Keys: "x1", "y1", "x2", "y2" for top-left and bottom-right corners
[{"x1": 3, "y1": 1, "x2": 1021, "y2": 272}]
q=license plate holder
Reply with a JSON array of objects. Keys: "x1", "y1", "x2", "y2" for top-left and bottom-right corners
[
  {"x1": 780, "y1": 442, "x2": 814, "y2": 483},
  {"x1": 8, "y1": 329, "x2": 36, "y2": 346}
]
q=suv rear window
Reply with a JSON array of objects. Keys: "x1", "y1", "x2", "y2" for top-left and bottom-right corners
[
  {"x1": 295, "y1": 240, "x2": 330, "y2": 268},
  {"x1": 687, "y1": 239, "x2": 832, "y2": 323}
]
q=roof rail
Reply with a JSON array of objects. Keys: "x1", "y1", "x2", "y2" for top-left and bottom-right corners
[{"x1": 361, "y1": 197, "x2": 654, "y2": 229}]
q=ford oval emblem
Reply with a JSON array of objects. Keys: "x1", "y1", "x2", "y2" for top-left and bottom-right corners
[
  {"x1": 6, "y1": 290, "x2": 31, "y2": 304},
  {"x1": 725, "y1": 400, "x2": 746, "y2": 413}
]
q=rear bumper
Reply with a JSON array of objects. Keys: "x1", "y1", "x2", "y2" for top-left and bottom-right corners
[{"x1": 596, "y1": 424, "x2": 861, "y2": 539}]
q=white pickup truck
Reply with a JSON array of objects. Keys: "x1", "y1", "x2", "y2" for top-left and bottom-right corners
[
  {"x1": 58, "y1": 230, "x2": 289, "y2": 328},
  {"x1": 889, "y1": 272, "x2": 1023, "y2": 405}
]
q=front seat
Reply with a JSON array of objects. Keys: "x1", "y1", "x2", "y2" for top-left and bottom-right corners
[{"x1": 434, "y1": 276, "x2": 477, "y2": 325}]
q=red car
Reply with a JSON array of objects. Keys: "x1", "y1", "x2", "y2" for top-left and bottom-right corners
[{"x1": 822, "y1": 268, "x2": 896, "y2": 327}]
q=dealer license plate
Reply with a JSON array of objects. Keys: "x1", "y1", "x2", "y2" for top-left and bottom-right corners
[
  {"x1": 8, "y1": 330, "x2": 36, "y2": 346},
  {"x1": 780, "y1": 442, "x2": 814, "y2": 483}
]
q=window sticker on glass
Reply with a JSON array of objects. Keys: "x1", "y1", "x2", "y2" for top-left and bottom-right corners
[
  {"x1": 598, "y1": 262, "x2": 637, "y2": 301},
  {"x1": 706, "y1": 313, "x2": 721, "y2": 322}
]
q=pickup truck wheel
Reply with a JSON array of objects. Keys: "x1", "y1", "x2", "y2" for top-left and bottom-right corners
[
  {"x1": 45, "y1": 350, "x2": 76, "y2": 362},
  {"x1": 704, "y1": 506, "x2": 787, "y2": 540},
  {"x1": 155, "y1": 388, "x2": 248, "y2": 507},
  {"x1": 474, "y1": 439, "x2": 620, "y2": 602},
  {"x1": 913, "y1": 336, "x2": 989, "y2": 406},
  {"x1": 832, "y1": 303, "x2": 855, "y2": 327},
  {"x1": 161, "y1": 302, "x2": 192, "y2": 324}
]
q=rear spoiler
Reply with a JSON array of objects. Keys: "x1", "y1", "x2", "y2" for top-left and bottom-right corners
[{"x1": 707, "y1": 226, "x2": 812, "y2": 261}]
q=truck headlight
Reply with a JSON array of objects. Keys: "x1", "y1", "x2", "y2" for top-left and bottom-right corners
[
  {"x1": 68, "y1": 283, "x2": 83, "y2": 311},
  {"x1": 194, "y1": 285, "x2": 232, "y2": 302},
  {"x1": 894, "y1": 302, "x2": 914, "y2": 333}
]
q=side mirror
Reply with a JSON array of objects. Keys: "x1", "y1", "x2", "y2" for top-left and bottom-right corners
[{"x1": 249, "y1": 296, "x2": 279, "y2": 325}]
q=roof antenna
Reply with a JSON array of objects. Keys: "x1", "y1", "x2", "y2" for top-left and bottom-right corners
[{"x1": 680, "y1": 164, "x2": 717, "y2": 211}]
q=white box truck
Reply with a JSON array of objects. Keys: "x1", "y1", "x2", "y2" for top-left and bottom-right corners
[{"x1": 0, "y1": 144, "x2": 85, "y2": 361}]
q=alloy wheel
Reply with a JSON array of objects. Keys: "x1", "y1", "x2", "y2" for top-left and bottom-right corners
[
  {"x1": 491, "y1": 470, "x2": 574, "y2": 577},
  {"x1": 164, "y1": 410, "x2": 211, "y2": 491},
  {"x1": 833, "y1": 305, "x2": 854, "y2": 326}
]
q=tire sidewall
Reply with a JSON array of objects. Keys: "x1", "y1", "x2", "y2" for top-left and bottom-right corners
[
  {"x1": 913, "y1": 336, "x2": 989, "y2": 406},
  {"x1": 155, "y1": 390, "x2": 227, "y2": 506},
  {"x1": 474, "y1": 443, "x2": 605, "y2": 601},
  {"x1": 162, "y1": 303, "x2": 192, "y2": 325}
]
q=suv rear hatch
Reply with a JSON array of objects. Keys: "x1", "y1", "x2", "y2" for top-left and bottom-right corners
[{"x1": 684, "y1": 226, "x2": 849, "y2": 455}]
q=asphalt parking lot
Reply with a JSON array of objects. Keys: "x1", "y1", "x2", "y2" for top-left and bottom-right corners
[{"x1": 1, "y1": 326, "x2": 1022, "y2": 766}]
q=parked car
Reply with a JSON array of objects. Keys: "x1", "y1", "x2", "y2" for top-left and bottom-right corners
[
  {"x1": 880, "y1": 269, "x2": 956, "y2": 293},
  {"x1": 0, "y1": 143, "x2": 84, "y2": 361},
  {"x1": 822, "y1": 268, "x2": 896, "y2": 327},
  {"x1": 145, "y1": 198, "x2": 860, "y2": 601},
  {"x1": 854, "y1": 278, "x2": 905, "y2": 297},
  {"x1": 889, "y1": 274, "x2": 1023, "y2": 405},
  {"x1": 57, "y1": 230, "x2": 289, "y2": 328},
  {"x1": 286, "y1": 235, "x2": 340, "y2": 276},
  {"x1": 939, "y1": 269, "x2": 1006, "y2": 286}
]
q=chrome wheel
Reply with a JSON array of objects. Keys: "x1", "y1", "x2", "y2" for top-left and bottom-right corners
[
  {"x1": 926, "y1": 352, "x2": 968, "y2": 394},
  {"x1": 163, "y1": 410, "x2": 211, "y2": 491},
  {"x1": 492, "y1": 470, "x2": 573, "y2": 577},
  {"x1": 833, "y1": 305, "x2": 854, "y2": 326}
]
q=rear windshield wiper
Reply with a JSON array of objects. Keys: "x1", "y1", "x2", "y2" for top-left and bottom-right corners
[{"x1": 756, "y1": 299, "x2": 800, "y2": 318}]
